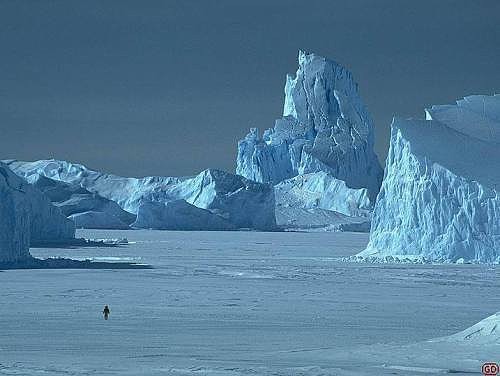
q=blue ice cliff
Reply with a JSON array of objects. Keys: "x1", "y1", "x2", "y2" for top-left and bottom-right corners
[
  {"x1": 357, "y1": 95, "x2": 500, "y2": 263},
  {"x1": 0, "y1": 162, "x2": 75, "y2": 263}
]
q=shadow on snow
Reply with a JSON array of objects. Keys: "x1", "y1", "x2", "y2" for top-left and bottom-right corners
[
  {"x1": 0, "y1": 238, "x2": 151, "y2": 270},
  {"x1": 0, "y1": 257, "x2": 152, "y2": 270}
]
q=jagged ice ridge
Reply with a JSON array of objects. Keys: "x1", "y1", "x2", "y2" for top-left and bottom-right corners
[{"x1": 236, "y1": 51, "x2": 383, "y2": 202}]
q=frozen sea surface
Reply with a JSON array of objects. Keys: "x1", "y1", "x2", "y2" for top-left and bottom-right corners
[{"x1": 0, "y1": 230, "x2": 498, "y2": 375}]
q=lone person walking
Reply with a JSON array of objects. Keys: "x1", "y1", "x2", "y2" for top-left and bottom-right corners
[{"x1": 103, "y1": 305, "x2": 110, "y2": 320}]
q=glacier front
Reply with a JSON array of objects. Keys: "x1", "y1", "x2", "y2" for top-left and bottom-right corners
[
  {"x1": 236, "y1": 51, "x2": 383, "y2": 200},
  {"x1": 0, "y1": 163, "x2": 31, "y2": 263},
  {"x1": 358, "y1": 95, "x2": 500, "y2": 263},
  {"x1": 0, "y1": 162, "x2": 75, "y2": 263},
  {"x1": 5, "y1": 160, "x2": 276, "y2": 231}
]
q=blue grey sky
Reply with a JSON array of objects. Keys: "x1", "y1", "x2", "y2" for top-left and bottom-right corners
[{"x1": 1, "y1": 0, "x2": 499, "y2": 177}]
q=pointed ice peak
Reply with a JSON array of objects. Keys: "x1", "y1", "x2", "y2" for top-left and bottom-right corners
[
  {"x1": 297, "y1": 49, "x2": 309, "y2": 65},
  {"x1": 237, "y1": 51, "x2": 383, "y2": 197},
  {"x1": 297, "y1": 50, "x2": 341, "y2": 70},
  {"x1": 297, "y1": 50, "x2": 329, "y2": 69},
  {"x1": 283, "y1": 50, "x2": 363, "y2": 125}
]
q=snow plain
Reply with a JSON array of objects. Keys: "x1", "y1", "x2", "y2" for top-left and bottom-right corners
[{"x1": 0, "y1": 230, "x2": 498, "y2": 375}]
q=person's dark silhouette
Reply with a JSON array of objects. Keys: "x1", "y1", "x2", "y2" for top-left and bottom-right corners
[{"x1": 103, "y1": 305, "x2": 110, "y2": 320}]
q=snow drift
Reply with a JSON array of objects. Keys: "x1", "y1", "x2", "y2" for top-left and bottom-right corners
[
  {"x1": 358, "y1": 95, "x2": 500, "y2": 263},
  {"x1": 5, "y1": 160, "x2": 276, "y2": 231},
  {"x1": 0, "y1": 163, "x2": 75, "y2": 263}
]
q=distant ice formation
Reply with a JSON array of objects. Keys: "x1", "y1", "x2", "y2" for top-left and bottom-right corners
[
  {"x1": 0, "y1": 162, "x2": 75, "y2": 263},
  {"x1": 3, "y1": 52, "x2": 383, "y2": 233},
  {"x1": 275, "y1": 205, "x2": 370, "y2": 232},
  {"x1": 29, "y1": 175, "x2": 135, "y2": 229},
  {"x1": 358, "y1": 95, "x2": 500, "y2": 263},
  {"x1": 274, "y1": 171, "x2": 371, "y2": 231},
  {"x1": 133, "y1": 200, "x2": 235, "y2": 230},
  {"x1": 69, "y1": 211, "x2": 131, "y2": 230},
  {"x1": 236, "y1": 51, "x2": 383, "y2": 230},
  {"x1": 274, "y1": 171, "x2": 372, "y2": 218},
  {"x1": 5, "y1": 160, "x2": 276, "y2": 231},
  {"x1": 236, "y1": 51, "x2": 383, "y2": 200}
]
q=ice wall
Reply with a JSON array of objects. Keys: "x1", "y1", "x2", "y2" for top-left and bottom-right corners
[
  {"x1": 0, "y1": 163, "x2": 75, "y2": 263},
  {"x1": 359, "y1": 95, "x2": 500, "y2": 263},
  {"x1": 0, "y1": 164, "x2": 31, "y2": 262}
]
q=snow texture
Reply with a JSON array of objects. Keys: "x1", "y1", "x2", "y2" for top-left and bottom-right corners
[
  {"x1": 5, "y1": 160, "x2": 276, "y2": 231},
  {"x1": 0, "y1": 163, "x2": 74, "y2": 263},
  {"x1": 236, "y1": 51, "x2": 383, "y2": 201},
  {"x1": 133, "y1": 199, "x2": 235, "y2": 230},
  {"x1": 359, "y1": 95, "x2": 500, "y2": 263},
  {"x1": 3, "y1": 229, "x2": 498, "y2": 375}
]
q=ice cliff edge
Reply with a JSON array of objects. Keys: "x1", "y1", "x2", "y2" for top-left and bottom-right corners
[
  {"x1": 0, "y1": 162, "x2": 75, "y2": 263},
  {"x1": 358, "y1": 95, "x2": 500, "y2": 263}
]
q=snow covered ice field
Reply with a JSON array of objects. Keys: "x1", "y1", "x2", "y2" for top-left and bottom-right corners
[{"x1": 0, "y1": 230, "x2": 498, "y2": 375}]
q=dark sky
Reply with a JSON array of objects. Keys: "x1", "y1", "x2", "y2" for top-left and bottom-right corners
[{"x1": 1, "y1": 0, "x2": 499, "y2": 177}]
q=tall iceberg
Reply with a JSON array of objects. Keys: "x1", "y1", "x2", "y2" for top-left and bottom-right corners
[
  {"x1": 0, "y1": 162, "x2": 75, "y2": 263},
  {"x1": 359, "y1": 95, "x2": 500, "y2": 263},
  {"x1": 5, "y1": 160, "x2": 276, "y2": 231},
  {"x1": 236, "y1": 51, "x2": 383, "y2": 200},
  {"x1": 236, "y1": 51, "x2": 383, "y2": 230}
]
